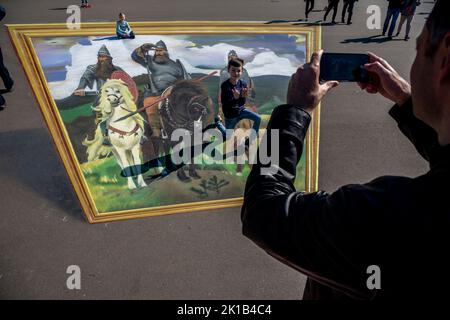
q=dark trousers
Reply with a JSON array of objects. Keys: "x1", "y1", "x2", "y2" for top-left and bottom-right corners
[
  {"x1": 324, "y1": 0, "x2": 339, "y2": 22},
  {"x1": 383, "y1": 8, "x2": 401, "y2": 37},
  {"x1": 341, "y1": 1, "x2": 355, "y2": 23},
  {"x1": 0, "y1": 47, "x2": 13, "y2": 90},
  {"x1": 0, "y1": 46, "x2": 13, "y2": 106},
  {"x1": 117, "y1": 31, "x2": 135, "y2": 39},
  {"x1": 305, "y1": 0, "x2": 315, "y2": 18}
]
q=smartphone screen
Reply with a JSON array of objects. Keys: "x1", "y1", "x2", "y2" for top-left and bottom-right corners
[{"x1": 320, "y1": 53, "x2": 370, "y2": 82}]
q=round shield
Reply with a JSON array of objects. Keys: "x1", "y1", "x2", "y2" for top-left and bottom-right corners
[{"x1": 111, "y1": 70, "x2": 139, "y2": 103}]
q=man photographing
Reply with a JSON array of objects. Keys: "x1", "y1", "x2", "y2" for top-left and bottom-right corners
[{"x1": 241, "y1": 0, "x2": 450, "y2": 300}]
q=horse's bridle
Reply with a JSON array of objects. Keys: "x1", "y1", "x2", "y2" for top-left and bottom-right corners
[{"x1": 107, "y1": 94, "x2": 134, "y2": 113}]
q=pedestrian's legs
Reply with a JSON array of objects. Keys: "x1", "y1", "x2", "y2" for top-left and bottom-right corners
[
  {"x1": 388, "y1": 9, "x2": 400, "y2": 37},
  {"x1": 0, "y1": 94, "x2": 5, "y2": 108},
  {"x1": 346, "y1": 2, "x2": 354, "y2": 24},
  {"x1": 306, "y1": 0, "x2": 315, "y2": 18},
  {"x1": 396, "y1": 14, "x2": 406, "y2": 36},
  {"x1": 0, "y1": 47, "x2": 13, "y2": 91},
  {"x1": 383, "y1": 8, "x2": 394, "y2": 35},
  {"x1": 309, "y1": 0, "x2": 315, "y2": 14},
  {"x1": 405, "y1": 15, "x2": 414, "y2": 39},
  {"x1": 341, "y1": 2, "x2": 349, "y2": 22},
  {"x1": 129, "y1": 31, "x2": 135, "y2": 39},
  {"x1": 305, "y1": 0, "x2": 309, "y2": 18},
  {"x1": 323, "y1": 4, "x2": 333, "y2": 21},
  {"x1": 331, "y1": 2, "x2": 339, "y2": 23}
]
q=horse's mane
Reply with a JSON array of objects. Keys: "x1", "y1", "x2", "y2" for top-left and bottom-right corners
[
  {"x1": 94, "y1": 79, "x2": 144, "y2": 128},
  {"x1": 170, "y1": 80, "x2": 209, "y2": 98}
]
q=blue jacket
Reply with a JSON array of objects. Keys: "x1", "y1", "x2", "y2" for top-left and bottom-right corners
[{"x1": 116, "y1": 20, "x2": 132, "y2": 36}]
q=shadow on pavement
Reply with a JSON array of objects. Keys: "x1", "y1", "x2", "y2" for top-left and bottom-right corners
[
  {"x1": 92, "y1": 36, "x2": 120, "y2": 41},
  {"x1": 0, "y1": 128, "x2": 85, "y2": 221},
  {"x1": 48, "y1": 7, "x2": 73, "y2": 11},
  {"x1": 341, "y1": 35, "x2": 406, "y2": 44},
  {"x1": 265, "y1": 19, "x2": 304, "y2": 24}
]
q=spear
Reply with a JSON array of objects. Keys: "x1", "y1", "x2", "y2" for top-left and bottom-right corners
[{"x1": 113, "y1": 70, "x2": 218, "y2": 123}]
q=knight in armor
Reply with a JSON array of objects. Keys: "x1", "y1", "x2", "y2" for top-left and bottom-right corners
[
  {"x1": 131, "y1": 40, "x2": 191, "y2": 98},
  {"x1": 131, "y1": 40, "x2": 191, "y2": 178},
  {"x1": 73, "y1": 45, "x2": 123, "y2": 97},
  {"x1": 73, "y1": 45, "x2": 124, "y2": 145}
]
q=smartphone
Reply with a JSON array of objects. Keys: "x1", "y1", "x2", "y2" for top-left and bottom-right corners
[{"x1": 320, "y1": 53, "x2": 370, "y2": 83}]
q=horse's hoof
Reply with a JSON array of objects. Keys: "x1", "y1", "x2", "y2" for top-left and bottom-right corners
[
  {"x1": 177, "y1": 170, "x2": 191, "y2": 183},
  {"x1": 189, "y1": 172, "x2": 201, "y2": 180}
]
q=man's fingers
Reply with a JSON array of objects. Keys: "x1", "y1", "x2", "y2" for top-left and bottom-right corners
[
  {"x1": 366, "y1": 86, "x2": 378, "y2": 94},
  {"x1": 322, "y1": 80, "x2": 339, "y2": 93},
  {"x1": 367, "y1": 51, "x2": 381, "y2": 63},
  {"x1": 311, "y1": 49, "x2": 324, "y2": 67},
  {"x1": 367, "y1": 52, "x2": 395, "y2": 72},
  {"x1": 360, "y1": 83, "x2": 378, "y2": 94},
  {"x1": 358, "y1": 82, "x2": 367, "y2": 90},
  {"x1": 364, "y1": 61, "x2": 389, "y2": 78}
]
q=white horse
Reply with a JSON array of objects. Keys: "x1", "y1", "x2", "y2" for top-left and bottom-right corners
[{"x1": 83, "y1": 79, "x2": 147, "y2": 190}]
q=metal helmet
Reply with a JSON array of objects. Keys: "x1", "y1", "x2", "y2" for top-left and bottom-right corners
[
  {"x1": 228, "y1": 50, "x2": 238, "y2": 59},
  {"x1": 155, "y1": 40, "x2": 168, "y2": 51},
  {"x1": 97, "y1": 45, "x2": 112, "y2": 58}
]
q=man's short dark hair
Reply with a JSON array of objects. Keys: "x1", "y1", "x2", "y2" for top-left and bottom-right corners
[
  {"x1": 227, "y1": 58, "x2": 244, "y2": 70},
  {"x1": 425, "y1": 0, "x2": 450, "y2": 57}
]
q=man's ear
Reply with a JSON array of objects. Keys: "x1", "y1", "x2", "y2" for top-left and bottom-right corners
[{"x1": 439, "y1": 32, "x2": 450, "y2": 85}]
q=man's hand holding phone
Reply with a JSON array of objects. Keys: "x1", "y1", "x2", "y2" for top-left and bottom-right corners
[
  {"x1": 287, "y1": 50, "x2": 339, "y2": 113},
  {"x1": 360, "y1": 52, "x2": 411, "y2": 106}
]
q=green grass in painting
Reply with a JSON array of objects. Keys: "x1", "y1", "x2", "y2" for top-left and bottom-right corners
[
  {"x1": 81, "y1": 145, "x2": 306, "y2": 213},
  {"x1": 60, "y1": 102, "x2": 94, "y2": 123}
]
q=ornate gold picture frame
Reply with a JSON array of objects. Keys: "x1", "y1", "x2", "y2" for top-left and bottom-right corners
[{"x1": 7, "y1": 22, "x2": 321, "y2": 223}]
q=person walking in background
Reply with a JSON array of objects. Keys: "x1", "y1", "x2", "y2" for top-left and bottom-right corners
[
  {"x1": 341, "y1": 0, "x2": 358, "y2": 25},
  {"x1": 304, "y1": 0, "x2": 315, "y2": 20},
  {"x1": 383, "y1": 0, "x2": 405, "y2": 39},
  {"x1": 81, "y1": 0, "x2": 91, "y2": 8},
  {"x1": 396, "y1": 0, "x2": 421, "y2": 40},
  {"x1": 0, "y1": 5, "x2": 14, "y2": 110},
  {"x1": 323, "y1": 0, "x2": 340, "y2": 24}
]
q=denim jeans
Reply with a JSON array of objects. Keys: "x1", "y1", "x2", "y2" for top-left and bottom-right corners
[
  {"x1": 397, "y1": 14, "x2": 414, "y2": 38},
  {"x1": 383, "y1": 8, "x2": 400, "y2": 37},
  {"x1": 216, "y1": 108, "x2": 261, "y2": 139}
]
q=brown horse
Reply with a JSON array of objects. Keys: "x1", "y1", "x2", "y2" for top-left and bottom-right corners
[{"x1": 143, "y1": 80, "x2": 214, "y2": 182}]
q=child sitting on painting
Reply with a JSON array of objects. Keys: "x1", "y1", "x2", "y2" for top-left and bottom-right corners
[
  {"x1": 216, "y1": 58, "x2": 261, "y2": 142},
  {"x1": 116, "y1": 13, "x2": 135, "y2": 39}
]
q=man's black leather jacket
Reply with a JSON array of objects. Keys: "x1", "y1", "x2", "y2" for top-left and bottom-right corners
[{"x1": 241, "y1": 98, "x2": 450, "y2": 300}]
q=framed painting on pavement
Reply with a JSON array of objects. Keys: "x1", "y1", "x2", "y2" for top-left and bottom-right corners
[{"x1": 7, "y1": 22, "x2": 321, "y2": 223}]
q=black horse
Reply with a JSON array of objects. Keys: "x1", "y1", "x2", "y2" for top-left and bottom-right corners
[{"x1": 148, "y1": 80, "x2": 214, "y2": 182}]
